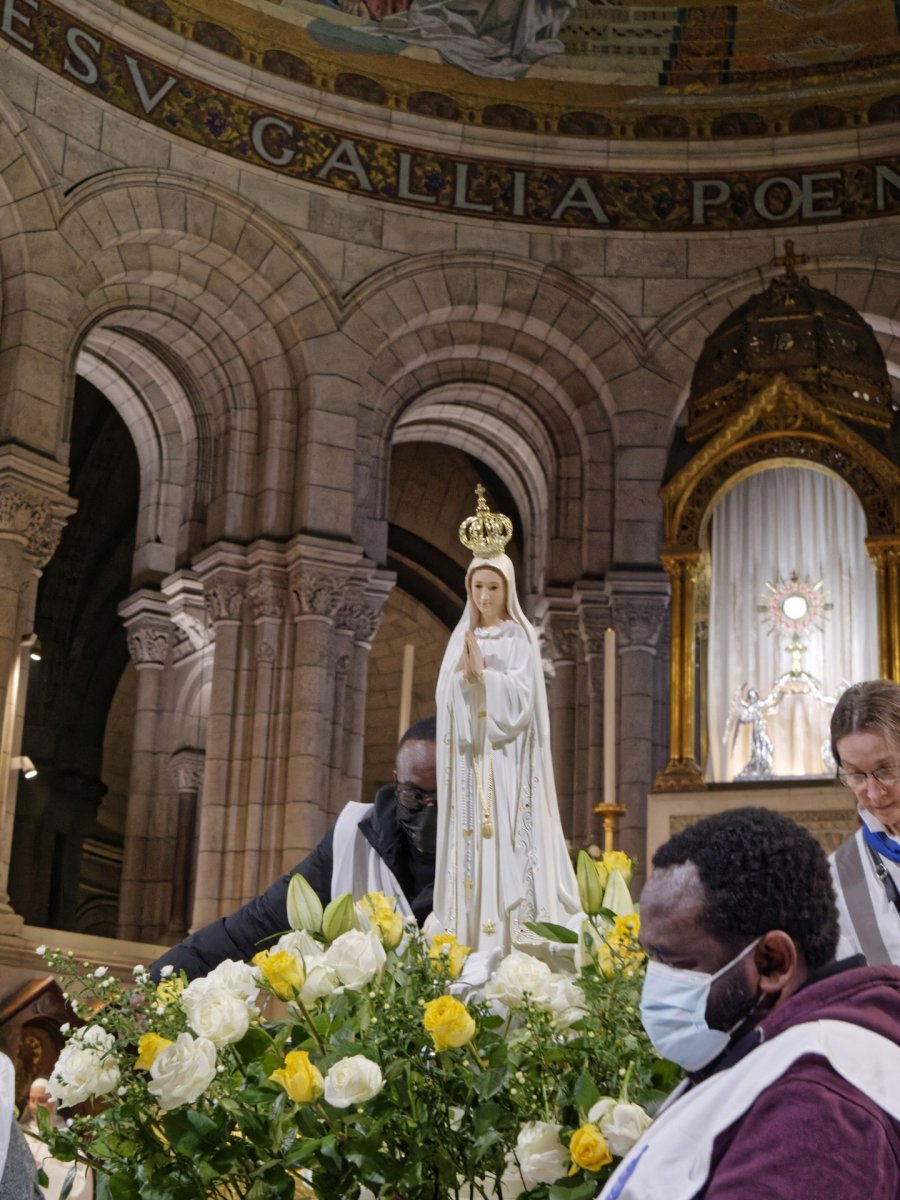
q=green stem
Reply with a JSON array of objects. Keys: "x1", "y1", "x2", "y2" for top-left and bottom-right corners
[
  {"x1": 293, "y1": 996, "x2": 327, "y2": 1055},
  {"x1": 619, "y1": 1060, "x2": 635, "y2": 1104}
]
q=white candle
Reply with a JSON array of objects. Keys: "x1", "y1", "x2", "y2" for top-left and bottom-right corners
[
  {"x1": 603, "y1": 627, "x2": 616, "y2": 808},
  {"x1": 398, "y1": 642, "x2": 415, "y2": 741}
]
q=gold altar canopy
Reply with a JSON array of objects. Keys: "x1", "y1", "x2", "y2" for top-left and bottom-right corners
[{"x1": 656, "y1": 253, "x2": 900, "y2": 791}]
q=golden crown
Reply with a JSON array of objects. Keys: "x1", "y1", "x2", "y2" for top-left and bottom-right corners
[{"x1": 459, "y1": 485, "x2": 513, "y2": 559}]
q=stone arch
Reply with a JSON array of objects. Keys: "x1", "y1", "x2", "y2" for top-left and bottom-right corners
[
  {"x1": 59, "y1": 169, "x2": 342, "y2": 544},
  {"x1": 338, "y1": 253, "x2": 642, "y2": 586},
  {"x1": 0, "y1": 96, "x2": 76, "y2": 454}
]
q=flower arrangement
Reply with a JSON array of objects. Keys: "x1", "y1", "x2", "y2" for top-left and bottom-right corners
[{"x1": 37, "y1": 857, "x2": 673, "y2": 1200}]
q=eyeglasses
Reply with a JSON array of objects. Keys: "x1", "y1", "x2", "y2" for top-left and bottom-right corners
[
  {"x1": 395, "y1": 783, "x2": 437, "y2": 812},
  {"x1": 837, "y1": 765, "x2": 900, "y2": 790}
]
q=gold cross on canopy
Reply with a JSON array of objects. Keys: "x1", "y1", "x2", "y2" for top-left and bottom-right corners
[{"x1": 773, "y1": 239, "x2": 809, "y2": 278}]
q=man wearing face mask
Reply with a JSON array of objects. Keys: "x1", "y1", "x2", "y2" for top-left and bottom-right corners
[
  {"x1": 598, "y1": 807, "x2": 900, "y2": 1200},
  {"x1": 150, "y1": 717, "x2": 437, "y2": 981}
]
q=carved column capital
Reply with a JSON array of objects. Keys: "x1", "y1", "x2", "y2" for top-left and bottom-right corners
[
  {"x1": 161, "y1": 570, "x2": 211, "y2": 652},
  {"x1": 289, "y1": 568, "x2": 348, "y2": 620},
  {"x1": 204, "y1": 579, "x2": 247, "y2": 624},
  {"x1": 119, "y1": 590, "x2": 173, "y2": 667},
  {"x1": 169, "y1": 748, "x2": 205, "y2": 793},
  {"x1": 606, "y1": 571, "x2": 670, "y2": 651},
  {"x1": 578, "y1": 603, "x2": 613, "y2": 658},
  {"x1": 247, "y1": 572, "x2": 287, "y2": 622},
  {"x1": 0, "y1": 448, "x2": 77, "y2": 569}
]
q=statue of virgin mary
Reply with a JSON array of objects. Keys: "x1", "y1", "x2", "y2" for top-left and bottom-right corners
[{"x1": 433, "y1": 487, "x2": 580, "y2": 954}]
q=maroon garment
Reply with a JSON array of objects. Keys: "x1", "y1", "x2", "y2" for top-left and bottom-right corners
[{"x1": 698, "y1": 964, "x2": 900, "y2": 1200}]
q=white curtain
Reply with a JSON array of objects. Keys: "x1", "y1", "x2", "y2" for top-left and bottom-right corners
[{"x1": 706, "y1": 467, "x2": 878, "y2": 781}]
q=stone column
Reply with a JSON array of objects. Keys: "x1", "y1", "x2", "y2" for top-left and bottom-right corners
[
  {"x1": 191, "y1": 558, "x2": 247, "y2": 926},
  {"x1": 167, "y1": 749, "x2": 204, "y2": 940},
  {"x1": 533, "y1": 598, "x2": 580, "y2": 838},
  {"x1": 334, "y1": 570, "x2": 392, "y2": 809},
  {"x1": 607, "y1": 572, "x2": 670, "y2": 869},
  {"x1": 117, "y1": 590, "x2": 173, "y2": 940},
  {"x1": 0, "y1": 448, "x2": 75, "y2": 938},
  {"x1": 285, "y1": 552, "x2": 351, "y2": 860},
  {"x1": 244, "y1": 560, "x2": 289, "y2": 892}
]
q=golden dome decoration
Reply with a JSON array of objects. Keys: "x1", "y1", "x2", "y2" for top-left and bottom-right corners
[{"x1": 686, "y1": 241, "x2": 893, "y2": 442}]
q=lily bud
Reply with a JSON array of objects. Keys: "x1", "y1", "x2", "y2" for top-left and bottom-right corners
[
  {"x1": 602, "y1": 868, "x2": 635, "y2": 918},
  {"x1": 286, "y1": 873, "x2": 323, "y2": 933},
  {"x1": 576, "y1": 850, "x2": 604, "y2": 915},
  {"x1": 322, "y1": 892, "x2": 356, "y2": 942}
]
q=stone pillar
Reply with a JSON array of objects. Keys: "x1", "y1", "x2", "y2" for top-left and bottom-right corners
[
  {"x1": 0, "y1": 448, "x2": 75, "y2": 937},
  {"x1": 117, "y1": 590, "x2": 173, "y2": 940},
  {"x1": 167, "y1": 749, "x2": 204, "y2": 940},
  {"x1": 607, "y1": 572, "x2": 669, "y2": 869},
  {"x1": 192, "y1": 558, "x2": 247, "y2": 926},
  {"x1": 285, "y1": 545, "x2": 357, "y2": 862},
  {"x1": 245, "y1": 560, "x2": 289, "y2": 892},
  {"x1": 334, "y1": 571, "x2": 392, "y2": 809},
  {"x1": 534, "y1": 598, "x2": 580, "y2": 838}
]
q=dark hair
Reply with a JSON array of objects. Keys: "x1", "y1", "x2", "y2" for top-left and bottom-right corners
[
  {"x1": 830, "y1": 680, "x2": 900, "y2": 765},
  {"x1": 652, "y1": 807, "x2": 839, "y2": 970},
  {"x1": 398, "y1": 715, "x2": 436, "y2": 748}
]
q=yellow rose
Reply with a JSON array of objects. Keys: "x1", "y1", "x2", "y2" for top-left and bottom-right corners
[
  {"x1": 359, "y1": 891, "x2": 393, "y2": 917},
  {"x1": 253, "y1": 949, "x2": 305, "y2": 1000},
  {"x1": 155, "y1": 977, "x2": 185, "y2": 1007},
  {"x1": 372, "y1": 906, "x2": 405, "y2": 950},
  {"x1": 135, "y1": 1032, "x2": 173, "y2": 1070},
  {"x1": 601, "y1": 850, "x2": 633, "y2": 886},
  {"x1": 428, "y1": 934, "x2": 472, "y2": 979},
  {"x1": 423, "y1": 995, "x2": 476, "y2": 1050},
  {"x1": 569, "y1": 1123, "x2": 612, "y2": 1173},
  {"x1": 270, "y1": 1050, "x2": 324, "y2": 1104}
]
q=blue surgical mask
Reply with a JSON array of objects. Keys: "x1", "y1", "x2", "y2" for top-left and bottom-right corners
[{"x1": 639, "y1": 937, "x2": 761, "y2": 1071}]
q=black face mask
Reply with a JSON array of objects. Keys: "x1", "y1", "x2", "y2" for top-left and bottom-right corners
[{"x1": 397, "y1": 801, "x2": 438, "y2": 855}]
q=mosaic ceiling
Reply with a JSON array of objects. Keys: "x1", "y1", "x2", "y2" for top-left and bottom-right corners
[{"x1": 117, "y1": 0, "x2": 900, "y2": 139}]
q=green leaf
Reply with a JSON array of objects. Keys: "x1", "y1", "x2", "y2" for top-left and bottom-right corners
[
  {"x1": 550, "y1": 1179, "x2": 601, "y2": 1200},
  {"x1": 233, "y1": 1024, "x2": 277, "y2": 1065},
  {"x1": 573, "y1": 1072, "x2": 601, "y2": 1116},
  {"x1": 524, "y1": 920, "x2": 578, "y2": 944},
  {"x1": 161, "y1": 1108, "x2": 223, "y2": 1157},
  {"x1": 472, "y1": 1065, "x2": 509, "y2": 1099}
]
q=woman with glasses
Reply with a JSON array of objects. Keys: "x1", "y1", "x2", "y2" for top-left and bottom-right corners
[
  {"x1": 830, "y1": 679, "x2": 900, "y2": 965},
  {"x1": 433, "y1": 490, "x2": 579, "y2": 957}
]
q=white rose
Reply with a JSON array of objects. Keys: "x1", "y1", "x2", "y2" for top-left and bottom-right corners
[
  {"x1": 596, "y1": 1101, "x2": 651, "y2": 1157},
  {"x1": 324, "y1": 930, "x2": 386, "y2": 989},
  {"x1": 587, "y1": 1096, "x2": 617, "y2": 1125},
  {"x1": 147, "y1": 1033, "x2": 217, "y2": 1111},
  {"x1": 323, "y1": 1055, "x2": 384, "y2": 1108},
  {"x1": 512, "y1": 1121, "x2": 568, "y2": 1189},
  {"x1": 300, "y1": 960, "x2": 339, "y2": 1005},
  {"x1": 205, "y1": 959, "x2": 260, "y2": 1007},
  {"x1": 182, "y1": 978, "x2": 251, "y2": 1046},
  {"x1": 50, "y1": 1041, "x2": 120, "y2": 1107},
  {"x1": 532, "y1": 973, "x2": 588, "y2": 1029},
  {"x1": 484, "y1": 951, "x2": 552, "y2": 1009}
]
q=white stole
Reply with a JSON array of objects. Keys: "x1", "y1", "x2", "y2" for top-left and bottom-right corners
[
  {"x1": 597, "y1": 1020, "x2": 900, "y2": 1200},
  {"x1": 0, "y1": 1053, "x2": 14, "y2": 1180},
  {"x1": 329, "y1": 802, "x2": 414, "y2": 919}
]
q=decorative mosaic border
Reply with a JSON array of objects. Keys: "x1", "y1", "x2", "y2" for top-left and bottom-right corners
[
  {"x1": 4, "y1": 0, "x2": 900, "y2": 231},
  {"x1": 107, "y1": 0, "x2": 900, "y2": 142}
]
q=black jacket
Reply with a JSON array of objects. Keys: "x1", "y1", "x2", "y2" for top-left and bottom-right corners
[{"x1": 150, "y1": 784, "x2": 435, "y2": 980}]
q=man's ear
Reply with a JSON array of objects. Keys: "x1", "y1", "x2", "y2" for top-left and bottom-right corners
[{"x1": 753, "y1": 930, "x2": 798, "y2": 996}]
